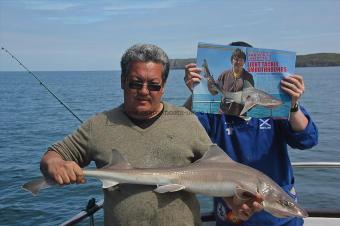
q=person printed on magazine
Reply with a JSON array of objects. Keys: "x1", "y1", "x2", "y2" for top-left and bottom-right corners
[
  {"x1": 183, "y1": 41, "x2": 318, "y2": 226},
  {"x1": 39, "y1": 43, "x2": 262, "y2": 226},
  {"x1": 206, "y1": 47, "x2": 254, "y2": 116}
]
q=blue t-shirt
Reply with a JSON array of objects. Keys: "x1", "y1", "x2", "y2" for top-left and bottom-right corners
[{"x1": 195, "y1": 106, "x2": 318, "y2": 226}]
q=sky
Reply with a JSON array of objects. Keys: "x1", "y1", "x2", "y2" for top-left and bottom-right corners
[{"x1": 0, "y1": 0, "x2": 339, "y2": 71}]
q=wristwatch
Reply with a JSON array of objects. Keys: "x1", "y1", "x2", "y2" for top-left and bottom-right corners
[{"x1": 290, "y1": 102, "x2": 299, "y2": 112}]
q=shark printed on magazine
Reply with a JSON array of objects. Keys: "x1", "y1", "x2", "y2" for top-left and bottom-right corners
[{"x1": 192, "y1": 42, "x2": 296, "y2": 118}]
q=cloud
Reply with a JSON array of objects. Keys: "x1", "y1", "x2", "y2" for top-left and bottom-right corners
[
  {"x1": 1, "y1": 0, "x2": 189, "y2": 25},
  {"x1": 22, "y1": 0, "x2": 78, "y2": 11},
  {"x1": 19, "y1": 0, "x2": 183, "y2": 13},
  {"x1": 281, "y1": 32, "x2": 340, "y2": 40},
  {"x1": 103, "y1": 1, "x2": 177, "y2": 12},
  {"x1": 46, "y1": 16, "x2": 108, "y2": 25}
]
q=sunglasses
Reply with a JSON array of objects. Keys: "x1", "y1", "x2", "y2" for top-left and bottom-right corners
[{"x1": 127, "y1": 81, "x2": 162, "y2": 91}]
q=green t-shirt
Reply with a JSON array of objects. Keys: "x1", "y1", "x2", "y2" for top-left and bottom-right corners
[{"x1": 51, "y1": 102, "x2": 212, "y2": 226}]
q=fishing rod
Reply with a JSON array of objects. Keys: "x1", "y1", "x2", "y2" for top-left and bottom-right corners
[{"x1": 1, "y1": 46, "x2": 83, "y2": 123}]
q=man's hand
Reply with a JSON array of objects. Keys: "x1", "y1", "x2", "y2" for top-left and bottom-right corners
[
  {"x1": 223, "y1": 193, "x2": 263, "y2": 221},
  {"x1": 280, "y1": 74, "x2": 305, "y2": 107},
  {"x1": 40, "y1": 151, "x2": 86, "y2": 185},
  {"x1": 280, "y1": 74, "x2": 308, "y2": 131},
  {"x1": 184, "y1": 63, "x2": 202, "y2": 91}
]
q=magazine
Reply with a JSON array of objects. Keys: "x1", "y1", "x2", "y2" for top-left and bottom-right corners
[{"x1": 192, "y1": 42, "x2": 296, "y2": 118}]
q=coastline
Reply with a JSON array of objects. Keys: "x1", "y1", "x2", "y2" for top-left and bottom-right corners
[{"x1": 170, "y1": 53, "x2": 340, "y2": 69}]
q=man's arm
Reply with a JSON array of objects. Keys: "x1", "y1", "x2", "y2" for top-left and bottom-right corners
[
  {"x1": 40, "y1": 118, "x2": 92, "y2": 185},
  {"x1": 183, "y1": 63, "x2": 201, "y2": 110},
  {"x1": 40, "y1": 149, "x2": 85, "y2": 185},
  {"x1": 184, "y1": 63, "x2": 202, "y2": 92},
  {"x1": 289, "y1": 109, "x2": 308, "y2": 131},
  {"x1": 281, "y1": 74, "x2": 308, "y2": 131}
]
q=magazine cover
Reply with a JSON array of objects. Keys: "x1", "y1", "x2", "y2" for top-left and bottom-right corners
[{"x1": 192, "y1": 42, "x2": 296, "y2": 118}]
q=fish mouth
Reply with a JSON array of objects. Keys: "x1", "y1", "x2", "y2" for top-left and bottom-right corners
[
  {"x1": 282, "y1": 206, "x2": 308, "y2": 218},
  {"x1": 262, "y1": 196, "x2": 309, "y2": 218},
  {"x1": 296, "y1": 208, "x2": 308, "y2": 218},
  {"x1": 263, "y1": 204, "x2": 308, "y2": 218},
  {"x1": 283, "y1": 209, "x2": 308, "y2": 218}
]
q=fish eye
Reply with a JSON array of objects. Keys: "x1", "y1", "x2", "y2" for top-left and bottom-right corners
[
  {"x1": 278, "y1": 200, "x2": 294, "y2": 207},
  {"x1": 258, "y1": 182, "x2": 271, "y2": 195}
]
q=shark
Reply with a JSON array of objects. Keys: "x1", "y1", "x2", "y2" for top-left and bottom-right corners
[
  {"x1": 22, "y1": 145, "x2": 307, "y2": 218},
  {"x1": 201, "y1": 59, "x2": 283, "y2": 116}
]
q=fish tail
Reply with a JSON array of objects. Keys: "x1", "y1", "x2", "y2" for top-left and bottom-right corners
[{"x1": 22, "y1": 177, "x2": 53, "y2": 196}]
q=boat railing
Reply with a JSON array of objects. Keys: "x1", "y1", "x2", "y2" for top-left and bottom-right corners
[
  {"x1": 60, "y1": 198, "x2": 104, "y2": 226},
  {"x1": 59, "y1": 162, "x2": 340, "y2": 226},
  {"x1": 292, "y1": 162, "x2": 340, "y2": 168}
]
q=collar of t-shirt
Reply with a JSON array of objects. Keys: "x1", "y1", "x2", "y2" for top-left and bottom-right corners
[{"x1": 125, "y1": 107, "x2": 164, "y2": 129}]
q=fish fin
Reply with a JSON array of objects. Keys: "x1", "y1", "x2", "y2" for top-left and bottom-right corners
[
  {"x1": 104, "y1": 149, "x2": 133, "y2": 170},
  {"x1": 100, "y1": 179, "x2": 119, "y2": 189},
  {"x1": 240, "y1": 100, "x2": 256, "y2": 116},
  {"x1": 195, "y1": 144, "x2": 233, "y2": 164},
  {"x1": 154, "y1": 184, "x2": 185, "y2": 193},
  {"x1": 22, "y1": 177, "x2": 54, "y2": 196}
]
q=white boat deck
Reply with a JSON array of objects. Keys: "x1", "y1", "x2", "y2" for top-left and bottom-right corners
[
  {"x1": 202, "y1": 217, "x2": 340, "y2": 226},
  {"x1": 304, "y1": 217, "x2": 340, "y2": 226}
]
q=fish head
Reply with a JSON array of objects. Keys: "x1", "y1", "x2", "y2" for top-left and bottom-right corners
[
  {"x1": 258, "y1": 180, "x2": 308, "y2": 218},
  {"x1": 244, "y1": 88, "x2": 283, "y2": 108},
  {"x1": 256, "y1": 90, "x2": 283, "y2": 108}
]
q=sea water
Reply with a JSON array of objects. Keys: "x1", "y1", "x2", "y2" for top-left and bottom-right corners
[{"x1": 0, "y1": 67, "x2": 340, "y2": 225}]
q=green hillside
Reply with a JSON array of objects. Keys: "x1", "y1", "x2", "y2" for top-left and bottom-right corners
[
  {"x1": 170, "y1": 53, "x2": 340, "y2": 69},
  {"x1": 296, "y1": 53, "x2": 340, "y2": 67}
]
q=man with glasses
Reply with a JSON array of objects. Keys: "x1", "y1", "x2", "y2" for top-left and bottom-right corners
[{"x1": 39, "y1": 44, "x2": 260, "y2": 226}]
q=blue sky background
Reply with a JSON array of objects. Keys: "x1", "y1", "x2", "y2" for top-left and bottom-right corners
[{"x1": 1, "y1": 0, "x2": 339, "y2": 71}]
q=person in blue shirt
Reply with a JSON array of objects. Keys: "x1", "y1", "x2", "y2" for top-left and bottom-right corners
[{"x1": 183, "y1": 41, "x2": 318, "y2": 226}]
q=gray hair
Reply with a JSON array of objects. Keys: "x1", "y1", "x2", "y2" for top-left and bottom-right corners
[{"x1": 120, "y1": 43, "x2": 170, "y2": 83}]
